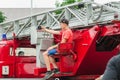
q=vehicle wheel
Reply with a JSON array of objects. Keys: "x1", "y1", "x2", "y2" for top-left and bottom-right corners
[
  {"x1": 54, "y1": 78, "x2": 60, "y2": 80},
  {"x1": 54, "y1": 77, "x2": 71, "y2": 80}
]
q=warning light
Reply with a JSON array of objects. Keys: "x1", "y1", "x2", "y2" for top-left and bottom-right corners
[{"x1": 2, "y1": 33, "x2": 7, "y2": 40}]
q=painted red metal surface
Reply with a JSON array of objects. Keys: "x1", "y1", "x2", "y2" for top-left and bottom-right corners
[{"x1": 0, "y1": 22, "x2": 120, "y2": 79}]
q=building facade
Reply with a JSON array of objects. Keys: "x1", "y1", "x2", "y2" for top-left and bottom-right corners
[{"x1": 0, "y1": 8, "x2": 53, "y2": 22}]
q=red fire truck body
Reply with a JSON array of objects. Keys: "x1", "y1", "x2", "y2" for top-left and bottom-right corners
[{"x1": 0, "y1": 22, "x2": 120, "y2": 80}]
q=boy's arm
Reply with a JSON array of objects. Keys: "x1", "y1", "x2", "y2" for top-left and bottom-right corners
[{"x1": 40, "y1": 26, "x2": 60, "y2": 35}]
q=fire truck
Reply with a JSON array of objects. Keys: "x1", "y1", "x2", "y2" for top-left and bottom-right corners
[{"x1": 0, "y1": 0, "x2": 120, "y2": 80}]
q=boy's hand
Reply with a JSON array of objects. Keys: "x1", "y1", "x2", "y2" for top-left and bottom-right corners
[{"x1": 41, "y1": 26, "x2": 46, "y2": 31}]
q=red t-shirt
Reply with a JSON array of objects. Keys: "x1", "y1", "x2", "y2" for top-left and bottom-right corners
[{"x1": 60, "y1": 29, "x2": 73, "y2": 43}]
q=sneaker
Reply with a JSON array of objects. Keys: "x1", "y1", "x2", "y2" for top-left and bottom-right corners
[
  {"x1": 44, "y1": 71, "x2": 54, "y2": 79},
  {"x1": 52, "y1": 68, "x2": 60, "y2": 74}
]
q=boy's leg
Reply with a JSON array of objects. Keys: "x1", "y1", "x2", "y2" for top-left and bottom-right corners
[
  {"x1": 43, "y1": 49, "x2": 60, "y2": 79},
  {"x1": 49, "y1": 56, "x2": 58, "y2": 69},
  {"x1": 43, "y1": 51, "x2": 51, "y2": 71},
  {"x1": 43, "y1": 51, "x2": 54, "y2": 79},
  {"x1": 48, "y1": 49, "x2": 60, "y2": 74}
]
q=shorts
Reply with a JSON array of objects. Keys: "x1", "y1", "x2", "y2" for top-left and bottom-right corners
[{"x1": 48, "y1": 49, "x2": 57, "y2": 55}]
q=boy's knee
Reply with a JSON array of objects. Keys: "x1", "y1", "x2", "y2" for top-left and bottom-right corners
[{"x1": 43, "y1": 51, "x2": 48, "y2": 56}]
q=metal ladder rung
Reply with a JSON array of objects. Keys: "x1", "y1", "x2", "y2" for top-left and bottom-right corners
[
  {"x1": 70, "y1": 9, "x2": 86, "y2": 20},
  {"x1": 105, "y1": 3, "x2": 120, "y2": 10},
  {"x1": 72, "y1": 9, "x2": 86, "y2": 18}
]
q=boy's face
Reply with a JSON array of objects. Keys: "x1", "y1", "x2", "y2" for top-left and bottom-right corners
[{"x1": 60, "y1": 23, "x2": 67, "y2": 29}]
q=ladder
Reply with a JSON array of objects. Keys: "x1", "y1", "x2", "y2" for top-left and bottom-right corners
[
  {"x1": 0, "y1": 1, "x2": 119, "y2": 40},
  {"x1": 0, "y1": 1, "x2": 120, "y2": 68}
]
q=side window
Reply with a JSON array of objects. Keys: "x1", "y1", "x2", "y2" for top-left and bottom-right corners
[
  {"x1": 10, "y1": 47, "x2": 13, "y2": 56},
  {"x1": 96, "y1": 35, "x2": 120, "y2": 51},
  {"x1": 15, "y1": 48, "x2": 36, "y2": 56}
]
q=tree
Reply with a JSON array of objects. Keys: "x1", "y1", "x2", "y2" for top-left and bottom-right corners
[
  {"x1": 0, "y1": 11, "x2": 6, "y2": 23},
  {"x1": 55, "y1": 0, "x2": 81, "y2": 7},
  {"x1": 55, "y1": 0, "x2": 81, "y2": 14}
]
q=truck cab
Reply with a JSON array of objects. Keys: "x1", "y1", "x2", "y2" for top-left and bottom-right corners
[{"x1": 0, "y1": 35, "x2": 36, "y2": 78}]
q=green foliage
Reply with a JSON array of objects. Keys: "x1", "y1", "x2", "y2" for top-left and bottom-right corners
[
  {"x1": 55, "y1": 0, "x2": 81, "y2": 7},
  {"x1": 0, "y1": 11, "x2": 6, "y2": 23},
  {"x1": 60, "y1": 0, "x2": 76, "y2": 6},
  {"x1": 76, "y1": 0, "x2": 81, "y2": 2},
  {"x1": 55, "y1": 0, "x2": 81, "y2": 14}
]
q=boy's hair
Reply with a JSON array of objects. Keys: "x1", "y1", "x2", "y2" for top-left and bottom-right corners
[{"x1": 60, "y1": 19, "x2": 69, "y2": 25}]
